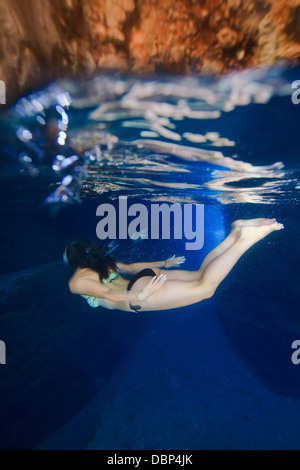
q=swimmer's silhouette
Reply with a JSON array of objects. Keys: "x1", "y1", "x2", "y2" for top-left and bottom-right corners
[{"x1": 65, "y1": 219, "x2": 284, "y2": 313}]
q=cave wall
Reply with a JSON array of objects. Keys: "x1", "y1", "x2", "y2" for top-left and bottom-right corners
[{"x1": 1, "y1": 0, "x2": 300, "y2": 104}]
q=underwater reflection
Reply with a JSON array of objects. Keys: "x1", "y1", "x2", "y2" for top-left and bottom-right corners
[{"x1": 2, "y1": 66, "x2": 296, "y2": 208}]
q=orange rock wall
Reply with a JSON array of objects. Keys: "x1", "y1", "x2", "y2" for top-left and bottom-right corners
[{"x1": 1, "y1": 0, "x2": 300, "y2": 103}]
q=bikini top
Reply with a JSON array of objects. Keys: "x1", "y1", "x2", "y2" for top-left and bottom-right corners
[
  {"x1": 101, "y1": 271, "x2": 120, "y2": 285},
  {"x1": 82, "y1": 271, "x2": 120, "y2": 308}
]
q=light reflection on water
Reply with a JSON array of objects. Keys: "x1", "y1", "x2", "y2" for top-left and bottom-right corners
[{"x1": 4, "y1": 67, "x2": 299, "y2": 206}]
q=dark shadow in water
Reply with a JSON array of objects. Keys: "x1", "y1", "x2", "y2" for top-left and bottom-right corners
[
  {"x1": 0, "y1": 262, "x2": 147, "y2": 449},
  {"x1": 0, "y1": 173, "x2": 66, "y2": 275},
  {"x1": 216, "y1": 203, "x2": 300, "y2": 398}
]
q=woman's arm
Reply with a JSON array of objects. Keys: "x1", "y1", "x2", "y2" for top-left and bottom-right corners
[
  {"x1": 69, "y1": 275, "x2": 167, "y2": 303},
  {"x1": 116, "y1": 255, "x2": 186, "y2": 275}
]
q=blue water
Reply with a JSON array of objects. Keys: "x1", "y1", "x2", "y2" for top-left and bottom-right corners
[{"x1": 0, "y1": 66, "x2": 300, "y2": 450}]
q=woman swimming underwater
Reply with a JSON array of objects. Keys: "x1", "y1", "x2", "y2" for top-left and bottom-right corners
[{"x1": 65, "y1": 218, "x2": 284, "y2": 312}]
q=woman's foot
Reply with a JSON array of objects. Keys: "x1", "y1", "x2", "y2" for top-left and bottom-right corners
[
  {"x1": 232, "y1": 218, "x2": 277, "y2": 229},
  {"x1": 235, "y1": 218, "x2": 284, "y2": 244}
]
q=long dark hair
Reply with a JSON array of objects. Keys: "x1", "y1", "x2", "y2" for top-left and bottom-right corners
[{"x1": 64, "y1": 241, "x2": 119, "y2": 282}]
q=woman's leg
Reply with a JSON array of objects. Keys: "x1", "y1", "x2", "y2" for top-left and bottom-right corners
[
  {"x1": 141, "y1": 219, "x2": 283, "y2": 311},
  {"x1": 156, "y1": 218, "x2": 276, "y2": 282},
  {"x1": 198, "y1": 220, "x2": 282, "y2": 289},
  {"x1": 198, "y1": 218, "x2": 277, "y2": 275}
]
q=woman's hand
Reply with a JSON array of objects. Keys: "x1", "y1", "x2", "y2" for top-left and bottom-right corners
[
  {"x1": 137, "y1": 274, "x2": 167, "y2": 302},
  {"x1": 164, "y1": 255, "x2": 186, "y2": 268}
]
